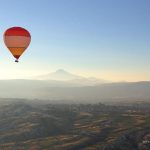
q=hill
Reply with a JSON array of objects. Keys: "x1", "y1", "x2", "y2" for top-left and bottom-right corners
[{"x1": 0, "y1": 100, "x2": 150, "y2": 150}]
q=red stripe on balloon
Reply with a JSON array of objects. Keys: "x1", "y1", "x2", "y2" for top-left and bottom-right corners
[{"x1": 4, "y1": 27, "x2": 31, "y2": 37}]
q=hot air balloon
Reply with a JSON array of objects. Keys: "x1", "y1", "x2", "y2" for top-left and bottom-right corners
[{"x1": 4, "y1": 27, "x2": 31, "y2": 62}]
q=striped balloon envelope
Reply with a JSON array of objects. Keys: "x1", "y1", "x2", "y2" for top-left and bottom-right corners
[{"x1": 4, "y1": 27, "x2": 31, "y2": 62}]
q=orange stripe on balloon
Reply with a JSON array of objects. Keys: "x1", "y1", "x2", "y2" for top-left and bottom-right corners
[{"x1": 7, "y1": 47, "x2": 26, "y2": 59}]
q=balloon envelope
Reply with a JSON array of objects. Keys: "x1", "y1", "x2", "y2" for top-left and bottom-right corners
[{"x1": 4, "y1": 27, "x2": 31, "y2": 62}]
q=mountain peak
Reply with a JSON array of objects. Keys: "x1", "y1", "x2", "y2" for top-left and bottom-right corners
[
  {"x1": 49, "y1": 69, "x2": 79, "y2": 81},
  {"x1": 37, "y1": 69, "x2": 79, "y2": 81},
  {"x1": 36, "y1": 69, "x2": 105, "y2": 85},
  {"x1": 55, "y1": 69, "x2": 70, "y2": 74}
]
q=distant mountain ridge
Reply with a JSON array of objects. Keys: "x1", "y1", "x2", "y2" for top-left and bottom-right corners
[{"x1": 0, "y1": 79, "x2": 150, "y2": 102}]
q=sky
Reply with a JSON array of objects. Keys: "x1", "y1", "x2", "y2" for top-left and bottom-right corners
[{"x1": 0, "y1": 0, "x2": 150, "y2": 81}]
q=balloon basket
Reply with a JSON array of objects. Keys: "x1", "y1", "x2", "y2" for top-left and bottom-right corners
[{"x1": 15, "y1": 59, "x2": 19, "y2": 63}]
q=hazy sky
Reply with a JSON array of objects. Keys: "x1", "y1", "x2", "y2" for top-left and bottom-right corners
[{"x1": 0, "y1": 0, "x2": 150, "y2": 81}]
